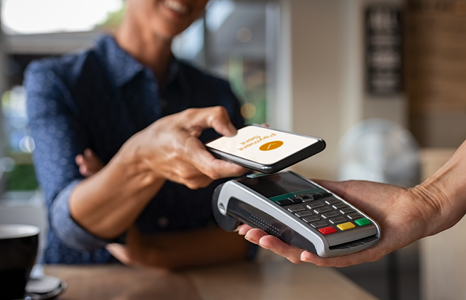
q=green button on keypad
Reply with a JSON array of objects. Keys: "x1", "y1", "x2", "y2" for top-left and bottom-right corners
[{"x1": 355, "y1": 218, "x2": 370, "y2": 226}]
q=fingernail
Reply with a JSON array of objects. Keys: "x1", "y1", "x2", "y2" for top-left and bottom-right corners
[
  {"x1": 244, "y1": 234, "x2": 257, "y2": 244},
  {"x1": 300, "y1": 252, "x2": 308, "y2": 262}
]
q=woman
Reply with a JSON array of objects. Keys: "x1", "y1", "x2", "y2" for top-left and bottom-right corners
[{"x1": 25, "y1": 0, "x2": 253, "y2": 269}]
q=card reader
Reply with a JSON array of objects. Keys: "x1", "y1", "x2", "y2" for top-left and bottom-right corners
[{"x1": 212, "y1": 171, "x2": 381, "y2": 257}]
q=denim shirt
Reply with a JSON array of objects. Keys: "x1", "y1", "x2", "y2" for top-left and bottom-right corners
[{"x1": 25, "y1": 35, "x2": 245, "y2": 264}]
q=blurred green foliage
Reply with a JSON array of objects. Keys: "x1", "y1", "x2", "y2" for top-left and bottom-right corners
[
  {"x1": 6, "y1": 164, "x2": 38, "y2": 191},
  {"x1": 95, "y1": 1, "x2": 126, "y2": 31}
]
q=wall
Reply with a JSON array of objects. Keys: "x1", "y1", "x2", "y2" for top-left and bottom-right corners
[
  {"x1": 273, "y1": 0, "x2": 406, "y2": 180},
  {"x1": 405, "y1": 0, "x2": 466, "y2": 148}
]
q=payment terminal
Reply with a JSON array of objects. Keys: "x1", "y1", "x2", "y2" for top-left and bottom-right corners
[{"x1": 212, "y1": 171, "x2": 381, "y2": 257}]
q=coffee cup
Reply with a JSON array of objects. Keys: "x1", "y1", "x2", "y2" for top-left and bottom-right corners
[{"x1": 0, "y1": 224, "x2": 39, "y2": 300}]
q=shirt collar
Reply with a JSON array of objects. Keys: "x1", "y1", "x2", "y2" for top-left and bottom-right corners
[{"x1": 94, "y1": 34, "x2": 180, "y2": 87}]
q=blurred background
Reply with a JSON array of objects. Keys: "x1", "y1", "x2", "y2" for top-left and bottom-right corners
[{"x1": 1, "y1": 0, "x2": 465, "y2": 299}]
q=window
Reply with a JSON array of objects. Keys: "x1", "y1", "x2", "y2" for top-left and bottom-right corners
[
  {"x1": 173, "y1": 0, "x2": 278, "y2": 125},
  {"x1": 1, "y1": 0, "x2": 124, "y2": 34}
]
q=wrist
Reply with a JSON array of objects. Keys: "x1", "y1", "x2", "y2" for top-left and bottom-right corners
[
  {"x1": 414, "y1": 141, "x2": 466, "y2": 236},
  {"x1": 112, "y1": 134, "x2": 164, "y2": 188},
  {"x1": 410, "y1": 177, "x2": 462, "y2": 237}
]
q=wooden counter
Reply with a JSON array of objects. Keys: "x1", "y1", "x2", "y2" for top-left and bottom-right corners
[{"x1": 45, "y1": 260, "x2": 377, "y2": 300}]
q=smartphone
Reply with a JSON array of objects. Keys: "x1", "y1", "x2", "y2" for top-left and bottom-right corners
[{"x1": 205, "y1": 125, "x2": 326, "y2": 173}]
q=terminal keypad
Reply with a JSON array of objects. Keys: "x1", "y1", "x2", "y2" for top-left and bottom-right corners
[
  {"x1": 321, "y1": 211, "x2": 339, "y2": 219},
  {"x1": 276, "y1": 191, "x2": 371, "y2": 235},
  {"x1": 295, "y1": 210, "x2": 314, "y2": 218},
  {"x1": 307, "y1": 201, "x2": 325, "y2": 209},
  {"x1": 332, "y1": 202, "x2": 348, "y2": 209}
]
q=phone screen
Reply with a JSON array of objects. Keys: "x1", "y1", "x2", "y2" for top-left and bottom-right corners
[{"x1": 206, "y1": 126, "x2": 321, "y2": 165}]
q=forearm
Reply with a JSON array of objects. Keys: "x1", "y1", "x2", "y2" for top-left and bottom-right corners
[
  {"x1": 69, "y1": 141, "x2": 165, "y2": 239},
  {"x1": 125, "y1": 226, "x2": 250, "y2": 270},
  {"x1": 68, "y1": 106, "x2": 248, "y2": 241},
  {"x1": 414, "y1": 140, "x2": 466, "y2": 236}
]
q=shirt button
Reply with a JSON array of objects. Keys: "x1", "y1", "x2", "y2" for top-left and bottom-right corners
[
  {"x1": 158, "y1": 217, "x2": 169, "y2": 227},
  {"x1": 160, "y1": 98, "x2": 168, "y2": 108}
]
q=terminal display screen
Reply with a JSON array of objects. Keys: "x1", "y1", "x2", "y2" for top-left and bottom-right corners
[{"x1": 237, "y1": 172, "x2": 318, "y2": 199}]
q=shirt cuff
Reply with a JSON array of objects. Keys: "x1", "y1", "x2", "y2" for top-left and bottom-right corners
[{"x1": 50, "y1": 180, "x2": 110, "y2": 251}]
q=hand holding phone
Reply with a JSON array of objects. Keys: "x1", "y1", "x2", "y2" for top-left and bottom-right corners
[{"x1": 205, "y1": 125, "x2": 326, "y2": 173}]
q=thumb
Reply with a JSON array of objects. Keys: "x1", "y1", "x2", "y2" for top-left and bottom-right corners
[{"x1": 183, "y1": 106, "x2": 237, "y2": 137}]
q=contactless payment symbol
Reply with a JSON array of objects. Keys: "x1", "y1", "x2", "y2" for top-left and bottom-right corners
[{"x1": 259, "y1": 141, "x2": 284, "y2": 151}]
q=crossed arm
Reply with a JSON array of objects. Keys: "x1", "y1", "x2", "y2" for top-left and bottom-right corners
[{"x1": 72, "y1": 107, "x2": 250, "y2": 269}]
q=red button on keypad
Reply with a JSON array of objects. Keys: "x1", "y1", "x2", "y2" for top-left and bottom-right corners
[{"x1": 318, "y1": 226, "x2": 337, "y2": 235}]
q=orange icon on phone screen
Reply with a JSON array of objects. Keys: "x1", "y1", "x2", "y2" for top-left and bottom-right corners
[{"x1": 259, "y1": 141, "x2": 284, "y2": 151}]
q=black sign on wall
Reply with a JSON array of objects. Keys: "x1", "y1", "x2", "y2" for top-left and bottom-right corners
[{"x1": 365, "y1": 6, "x2": 403, "y2": 95}]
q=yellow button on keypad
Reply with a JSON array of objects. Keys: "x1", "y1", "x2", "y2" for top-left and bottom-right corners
[{"x1": 337, "y1": 222, "x2": 355, "y2": 231}]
